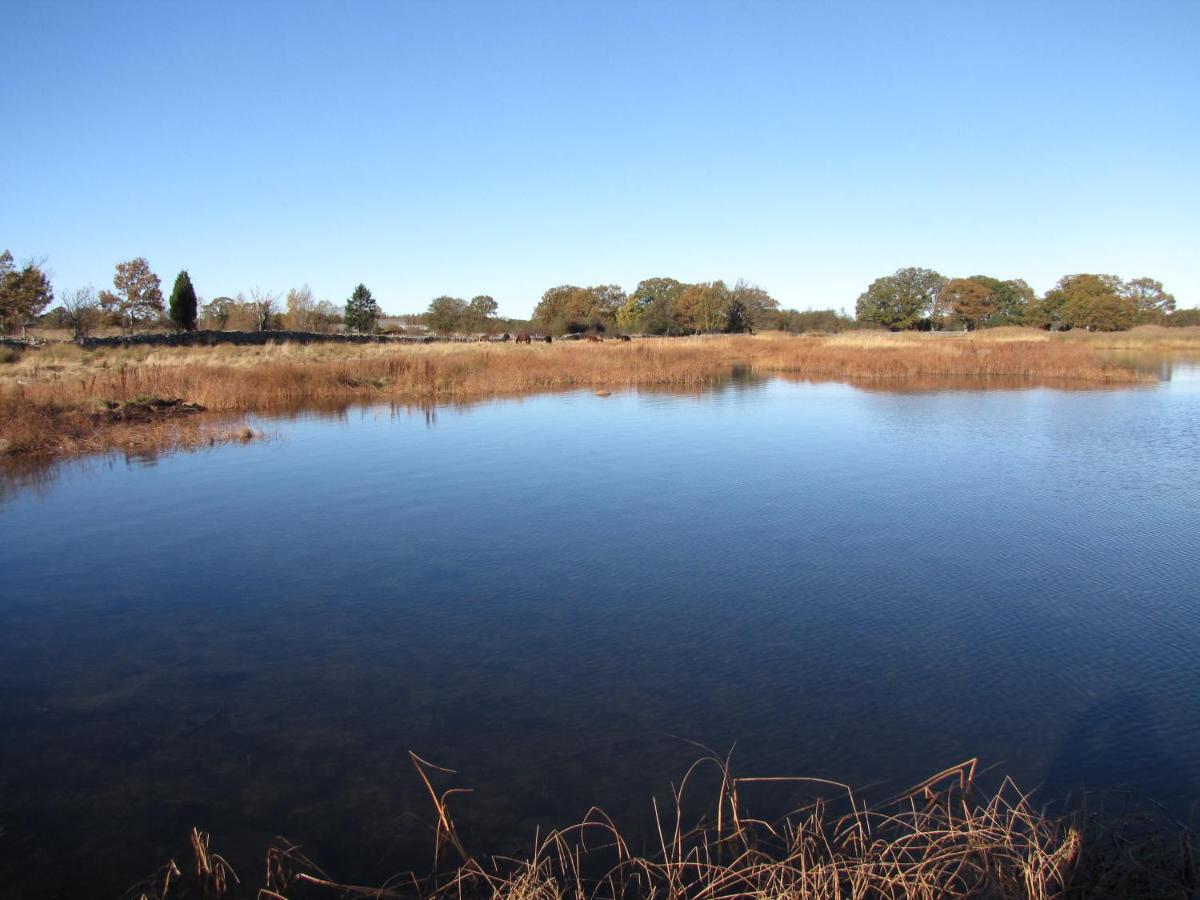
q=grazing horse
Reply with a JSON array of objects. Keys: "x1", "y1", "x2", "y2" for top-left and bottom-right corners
[
  {"x1": 617, "y1": 334, "x2": 631, "y2": 342},
  {"x1": 501, "y1": 332, "x2": 511, "y2": 342},
  {"x1": 477, "y1": 334, "x2": 490, "y2": 342},
  {"x1": 585, "y1": 334, "x2": 602, "y2": 343},
  {"x1": 515, "y1": 332, "x2": 532, "y2": 344},
  {"x1": 543, "y1": 335, "x2": 552, "y2": 343}
]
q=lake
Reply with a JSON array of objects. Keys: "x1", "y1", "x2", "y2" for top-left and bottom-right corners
[{"x1": 2, "y1": 365, "x2": 1199, "y2": 896}]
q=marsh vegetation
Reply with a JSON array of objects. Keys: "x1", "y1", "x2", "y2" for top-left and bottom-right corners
[{"x1": 5, "y1": 328, "x2": 1190, "y2": 462}]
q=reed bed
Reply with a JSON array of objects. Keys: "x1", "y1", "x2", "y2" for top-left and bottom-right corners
[
  {"x1": 127, "y1": 756, "x2": 1196, "y2": 900},
  {"x1": 0, "y1": 332, "x2": 1155, "y2": 460}
]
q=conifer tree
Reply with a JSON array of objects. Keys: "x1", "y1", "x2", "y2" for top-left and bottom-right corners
[
  {"x1": 168, "y1": 270, "x2": 199, "y2": 331},
  {"x1": 344, "y1": 283, "x2": 381, "y2": 333}
]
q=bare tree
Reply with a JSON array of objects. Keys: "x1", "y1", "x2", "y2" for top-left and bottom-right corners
[
  {"x1": 284, "y1": 285, "x2": 317, "y2": 331},
  {"x1": 61, "y1": 286, "x2": 102, "y2": 340},
  {"x1": 250, "y1": 288, "x2": 281, "y2": 332}
]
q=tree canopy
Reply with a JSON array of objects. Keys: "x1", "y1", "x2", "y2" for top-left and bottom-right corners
[
  {"x1": 1123, "y1": 277, "x2": 1176, "y2": 324},
  {"x1": 99, "y1": 257, "x2": 163, "y2": 333},
  {"x1": 855, "y1": 267, "x2": 946, "y2": 330},
  {"x1": 941, "y1": 278, "x2": 995, "y2": 331},
  {"x1": 0, "y1": 250, "x2": 54, "y2": 335},
  {"x1": 532, "y1": 284, "x2": 625, "y2": 335}
]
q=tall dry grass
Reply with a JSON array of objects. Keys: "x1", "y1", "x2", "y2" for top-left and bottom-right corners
[
  {"x1": 128, "y1": 755, "x2": 1196, "y2": 900},
  {"x1": 1, "y1": 332, "x2": 1155, "y2": 460}
]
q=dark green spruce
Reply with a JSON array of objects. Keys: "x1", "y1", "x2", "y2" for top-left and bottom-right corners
[{"x1": 168, "y1": 270, "x2": 198, "y2": 332}]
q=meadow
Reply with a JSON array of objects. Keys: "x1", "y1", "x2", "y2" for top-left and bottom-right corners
[{"x1": 2, "y1": 327, "x2": 1196, "y2": 460}]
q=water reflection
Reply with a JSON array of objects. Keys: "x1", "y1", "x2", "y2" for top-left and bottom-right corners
[{"x1": 2, "y1": 360, "x2": 1199, "y2": 896}]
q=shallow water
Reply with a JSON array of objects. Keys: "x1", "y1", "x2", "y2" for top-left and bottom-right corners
[{"x1": 2, "y1": 366, "x2": 1200, "y2": 896}]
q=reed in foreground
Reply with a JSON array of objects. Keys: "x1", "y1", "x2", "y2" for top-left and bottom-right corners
[
  {"x1": 1, "y1": 332, "x2": 1157, "y2": 460},
  {"x1": 128, "y1": 756, "x2": 1196, "y2": 900}
]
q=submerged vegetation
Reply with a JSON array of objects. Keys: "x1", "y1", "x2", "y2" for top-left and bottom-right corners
[
  {"x1": 1, "y1": 329, "x2": 1182, "y2": 462},
  {"x1": 128, "y1": 756, "x2": 1197, "y2": 899}
]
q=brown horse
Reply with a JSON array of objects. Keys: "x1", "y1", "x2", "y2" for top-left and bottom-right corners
[
  {"x1": 543, "y1": 335, "x2": 552, "y2": 343},
  {"x1": 585, "y1": 334, "x2": 602, "y2": 343},
  {"x1": 515, "y1": 332, "x2": 532, "y2": 344},
  {"x1": 617, "y1": 334, "x2": 631, "y2": 342}
]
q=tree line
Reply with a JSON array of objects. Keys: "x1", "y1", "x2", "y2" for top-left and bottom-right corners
[
  {"x1": 2, "y1": 249, "x2": 1193, "y2": 339},
  {"x1": 0, "y1": 252, "x2": 385, "y2": 338},
  {"x1": 855, "y1": 267, "x2": 1182, "y2": 332}
]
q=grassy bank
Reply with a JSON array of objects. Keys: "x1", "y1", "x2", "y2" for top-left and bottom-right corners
[
  {"x1": 2, "y1": 329, "x2": 1189, "y2": 461},
  {"x1": 129, "y1": 757, "x2": 1195, "y2": 899}
]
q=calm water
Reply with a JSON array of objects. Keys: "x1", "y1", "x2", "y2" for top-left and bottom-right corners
[{"x1": 2, "y1": 367, "x2": 1200, "y2": 896}]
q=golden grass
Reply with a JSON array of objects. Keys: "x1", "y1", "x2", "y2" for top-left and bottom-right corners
[
  {"x1": 0, "y1": 331, "x2": 1163, "y2": 461},
  {"x1": 129, "y1": 755, "x2": 1197, "y2": 900}
]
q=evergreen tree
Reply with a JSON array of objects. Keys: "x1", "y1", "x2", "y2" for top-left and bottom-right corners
[
  {"x1": 168, "y1": 270, "x2": 199, "y2": 331},
  {"x1": 344, "y1": 283, "x2": 381, "y2": 333}
]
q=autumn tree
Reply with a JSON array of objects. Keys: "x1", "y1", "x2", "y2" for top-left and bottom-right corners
[
  {"x1": 533, "y1": 284, "x2": 625, "y2": 335},
  {"x1": 941, "y1": 278, "x2": 996, "y2": 331},
  {"x1": 969, "y1": 276, "x2": 1033, "y2": 326},
  {"x1": 616, "y1": 277, "x2": 687, "y2": 334},
  {"x1": 99, "y1": 257, "x2": 163, "y2": 333},
  {"x1": 1054, "y1": 274, "x2": 1135, "y2": 332},
  {"x1": 730, "y1": 280, "x2": 780, "y2": 332},
  {"x1": 855, "y1": 267, "x2": 945, "y2": 330},
  {"x1": 426, "y1": 295, "x2": 468, "y2": 334},
  {"x1": 0, "y1": 250, "x2": 54, "y2": 335},
  {"x1": 284, "y1": 285, "x2": 318, "y2": 330},
  {"x1": 168, "y1": 270, "x2": 199, "y2": 331},
  {"x1": 465, "y1": 294, "x2": 499, "y2": 333},
  {"x1": 676, "y1": 281, "x2": 730, "y2": 333},
  {"x1": 344, "y1": 283, "x2": 381, "y2": 333},
  {"x1": 1122, "y1": 277, "x2": 1176, "y2": 324}
]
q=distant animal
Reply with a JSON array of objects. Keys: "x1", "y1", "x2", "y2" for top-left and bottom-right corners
[
  {"x1": 515, "y1": 332, "x2": 532, "y2": 344},
  {"x1": 501, "y1": 332, "x2": 511, "y2": 342},
  {"x1": 617, "y1": 334, "x2": 631, "y2": 342},
  {"x1": 478, "y1": 334, "x2": 490, "y2": 342},
  {"x1": 543, "y1": 335, "x2": 552, "y2": 343},
  {"x1": 585, "y1": 334, "x2": 602, "y2": 343}
]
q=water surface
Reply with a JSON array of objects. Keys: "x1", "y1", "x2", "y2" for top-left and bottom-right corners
[{"x1": 2, "y1": 368, "x2": 1199, "y2": 896}]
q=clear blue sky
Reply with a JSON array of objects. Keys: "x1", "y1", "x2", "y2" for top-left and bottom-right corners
[{"x1": 3, "y1": 0, "x2": 1196, "y2": 317}]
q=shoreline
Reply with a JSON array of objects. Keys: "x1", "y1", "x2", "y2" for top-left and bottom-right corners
[{"x1": 1, "y1": 329, "x2": 1186, "y2": 464}]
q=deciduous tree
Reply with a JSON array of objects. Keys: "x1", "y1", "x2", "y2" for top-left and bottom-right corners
[
  {"x1": 1055, "y1": 274, "x2": 1135, "y2": 332},
  {"x1": 675, "y1": 281, "x2": 730, "y2": 334},
  {"x1": 1122, "y1": 277, "x2": 1176, "y2": 324},
  {"x1": 0, "y1": 251, "x2": 54, "y2": 335},
  {"x1": 465, "y1": 294, "x2": 499, "y2": 333},
  {"x1": 250, "y1": 288, "x2": 282, "y2": 331},
  {"x1": 968, "y1": 276, "x2": 1033, "y2": 326},
  {"x1": 533, "y1": 284, "x2": 624, "y2": 335},
  {"x1": 426, "y1": 295, "x2": 468, "y2": 334},
  {"x1": 616, "y1": 277, "x2": 687, "y2": 334},
  {"x1": 942, "y1": 278, "x2": 996, "y2": 331},
  {"x1": 60, "y1": 286, "x2": 102, "y2": 339},
  {"x1": 99, "y1": 257, "x2": 163, "y2": 333},
  {"x1": 855, "y1": 267, "x2": 945, "y2": 331},
  {"x1": 285, "y1": 285, "x2": 318, "y2": 331}
]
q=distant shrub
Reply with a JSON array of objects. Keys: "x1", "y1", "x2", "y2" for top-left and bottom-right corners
[{"x1": 1167, "y1": 308, "x2": 1200, "y2": 327}]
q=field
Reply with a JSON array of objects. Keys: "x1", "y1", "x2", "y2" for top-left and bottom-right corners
[{"x1": 3, "y1": 327, "x2": 1197, "y2": 461}]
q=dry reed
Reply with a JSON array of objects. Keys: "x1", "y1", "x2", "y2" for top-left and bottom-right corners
[
  {"x1": 126, "y1": 755, "x2": 1197, "y2": 900},
  {"x1": 0, "y1": 332, "x2": 1164, "y2": 461}
]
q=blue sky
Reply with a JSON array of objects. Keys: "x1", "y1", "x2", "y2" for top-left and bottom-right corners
[{"x1": 2, "y1": 0, "x2": 1196, "y2": 317}]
